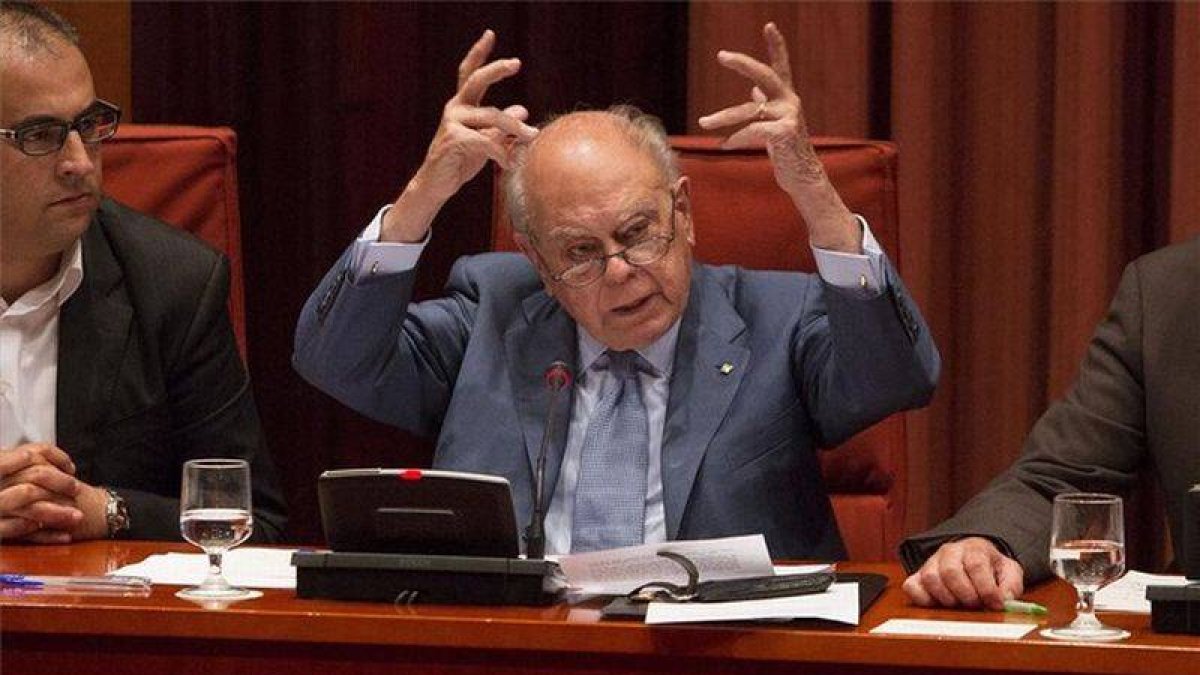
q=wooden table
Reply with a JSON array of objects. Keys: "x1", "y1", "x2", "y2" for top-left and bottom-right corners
[{"x1": 1, "y1": 541, "x2": 1195, "y2": 674}]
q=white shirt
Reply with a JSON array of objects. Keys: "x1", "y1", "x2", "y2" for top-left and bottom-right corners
[
  {"x1": 0, "y1": 241, "x2": 84, "y2": 448},
  {"x1": 347, "y1": 204, "x2": 886, "y2": 552}
]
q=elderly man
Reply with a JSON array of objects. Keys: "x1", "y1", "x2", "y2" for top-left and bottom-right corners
[
  {"x1": 294, "y1": 24, "x2": 939, "y2": 557},
  {"x1": 901, "y1": 236, "x2": 1199, "y2": 610},
  {"x1": 0, "y1": 2, "x2": 285, "y2": 543}
]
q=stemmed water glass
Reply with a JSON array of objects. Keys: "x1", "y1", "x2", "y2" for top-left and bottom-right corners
[
  {"x1": 175, "y1": 458, "x2": 260, "y2": 603},
  {"x1": 1040, "y1": 493, "x2": 1130, "y2": 641}
]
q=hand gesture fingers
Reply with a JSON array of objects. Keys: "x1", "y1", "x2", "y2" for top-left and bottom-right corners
[
  {"x1": 714, "y1": 46, "x2": 791, "y2": 102},
  {"x1": 456, "y1": 29, "x2": 497, "y2": 91},
  {"x1": 697, "y1": 23, "x2": 812, "y2": 168},
  {"x1": 697, "y1": 88, "x2": 765, "y2": 131},
  {"x1": 399, "y1": 30, "x2": 535, "y2": 217},
  {"x1": 455, "y1": 56, "x2": 526, "y2": 113},
  {"x1": 453, "y1": 104, "x2": 535, "y2": 146},
  {"x1": 762, "y1": 20, "x2": 794, "y2": 85}
]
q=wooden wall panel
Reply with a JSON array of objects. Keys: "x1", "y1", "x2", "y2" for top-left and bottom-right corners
[{"x1": 45, "y1": 1, "x2": 131, "y2": 116}]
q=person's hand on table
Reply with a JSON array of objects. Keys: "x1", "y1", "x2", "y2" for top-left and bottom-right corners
[
  {"x1": 0, "y1": 442, "x2": 86, "y2": 543},
  {"x1": 903, "y1": 536, "x2": 1025, "y2": 610}
]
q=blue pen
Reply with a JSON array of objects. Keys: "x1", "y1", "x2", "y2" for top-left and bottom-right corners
[{"x1": 0, "y1": 573, "x2": 152, "y2": 594}]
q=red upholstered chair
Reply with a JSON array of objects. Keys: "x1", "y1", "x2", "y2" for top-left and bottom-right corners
[
  {"x1": 492, "y1": 136, "x2": 906, "y2": 561},
  {"x1": 101, "y1": 124, "x2": 247, "y2": 356}
]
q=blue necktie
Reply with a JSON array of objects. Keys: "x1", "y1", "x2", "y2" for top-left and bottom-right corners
[{"x1": 571, "y1": 350, "x2": 650, "y2": 552}]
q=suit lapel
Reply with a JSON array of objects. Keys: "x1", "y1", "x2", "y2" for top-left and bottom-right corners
[
  {"x1": 661, "y1": 266, "x2": 749, "y2": 538},
  {"x1": 504, "y1": 291, "x2": 578, "y2": 509},
  {"x1": 56, "y1": 217, "x2": 133, "y2": 472}
]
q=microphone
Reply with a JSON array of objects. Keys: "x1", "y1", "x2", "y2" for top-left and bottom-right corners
[{"x1": 525, "y1": 360, "x2": 573, "y2": 559}]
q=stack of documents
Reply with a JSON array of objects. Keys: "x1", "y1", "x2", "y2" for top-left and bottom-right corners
[
  {"x1": 555, "y1": 535, "x2": 855, "y2": 625},
  {"x1": 1095, "y1": 570, "x2": 1191, "y2": 613}
]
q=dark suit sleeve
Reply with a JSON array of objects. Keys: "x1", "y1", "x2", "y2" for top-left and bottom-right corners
[
  {"x1": 115, "y1": 256, "x2": 287, "y2": 543},
  {"x1": 793, "y1": 256, "x2": 941, "y2": 447},
  {"x1": 900, "y1": 261, "x2": 1147, "y2": 582}
]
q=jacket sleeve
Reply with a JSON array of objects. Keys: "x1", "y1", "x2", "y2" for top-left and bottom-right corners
[
  {"x1": 292, "y1": 247, "x2": 482, "y2": 437},
  {"x1": 793, "y1": 254, "x2": 941, "y2": 447}
]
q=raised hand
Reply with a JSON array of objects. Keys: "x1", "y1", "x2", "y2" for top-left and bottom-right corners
[
  {"x1": 382, "y1": 30, "x2": 537, "y2": 243},
  {"x1": 698, "y1": 22, "x2": 859, "y2": 253}
]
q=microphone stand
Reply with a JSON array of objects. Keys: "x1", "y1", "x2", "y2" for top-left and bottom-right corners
[{"x1": 525, "y1": 361, "x2": 572, "y2": 559}]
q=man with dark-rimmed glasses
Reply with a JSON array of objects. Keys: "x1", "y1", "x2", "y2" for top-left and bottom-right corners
[
  {"x1": 0, "y1": 2, "x2": 285, "y2": 544},
  {"x1": 295, "y1": 25, "x2": 939, "y2": 558}
]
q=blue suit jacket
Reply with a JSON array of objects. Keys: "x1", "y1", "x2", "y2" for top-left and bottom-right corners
[{"x1": 294, "y1": 251, "x2": 939, "y2": 559}]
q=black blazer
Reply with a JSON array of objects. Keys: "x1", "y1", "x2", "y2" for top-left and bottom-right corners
[{"x1": 56, "y1": 199, "x2": 286, "y2": 542}]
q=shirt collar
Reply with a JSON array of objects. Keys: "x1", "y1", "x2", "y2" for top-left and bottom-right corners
[
  {"x1": 0, "y1": 239, "x2": 84, "y2": 317},
  {"x1": 577, "y1": 318, "x2": 681, "y2": 379}
]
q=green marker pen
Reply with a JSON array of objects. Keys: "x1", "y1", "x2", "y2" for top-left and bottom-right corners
[{"x1": 1003, "y1": 599, "x2": 1048, "y2": 615}]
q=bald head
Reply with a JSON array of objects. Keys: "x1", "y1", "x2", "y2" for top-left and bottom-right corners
[{"x1": 503, "y1": 106, "x2": 679, "y2": 237}]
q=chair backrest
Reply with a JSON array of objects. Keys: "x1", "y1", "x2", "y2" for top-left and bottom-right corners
[
  {"x1": 492, "y1": 136, "x2": 906, "y2": 561},
  {"x1": 101, "y1": 124, "x2": 247, "y2": 356}
]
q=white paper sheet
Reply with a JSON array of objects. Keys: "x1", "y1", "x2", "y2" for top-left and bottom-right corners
[
  {"x1": 645, "y1": 581, "x2": 859, "y2": 625},
  {"x1": 773, "y1": 563, "x2": 836, "y2": 576},
  {"x1": 557, "y1": 535, "x2": 775, "y2": 595},
  {"x1": 112, "y1": 547, "x2": 298, "y2": 589},
  {"x1": 1095, "y1": 570, "x2": 1191, "y2": 614},
  {"x1": 870, "y1": 618, "x2": 1037, "y2": 639}
]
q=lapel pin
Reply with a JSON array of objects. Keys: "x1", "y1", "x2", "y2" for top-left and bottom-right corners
[{"x1": 719, "y1": 362, "x2": 734, "y2": 375}]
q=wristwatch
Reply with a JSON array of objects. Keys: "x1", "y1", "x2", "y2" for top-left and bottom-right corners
[{"x1": 103, "y1": 488, "x2": 130, "y2": 538}]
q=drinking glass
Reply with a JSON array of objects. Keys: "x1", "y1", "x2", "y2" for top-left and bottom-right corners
[
  {"x1": 176, "y1": 458, "x2": 259, "y2": 602},
  {"x1": 1040, "y1": 493, "x2": 1130, "y2": 641}
]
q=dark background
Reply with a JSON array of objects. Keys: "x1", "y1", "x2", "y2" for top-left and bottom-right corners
[{"x1": 130, "y1": 2, "x2": 689, "y2": 542}]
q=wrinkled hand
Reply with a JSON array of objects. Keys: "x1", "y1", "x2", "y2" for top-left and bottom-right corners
[
  {"x1": 382, "y1": 29, "x2": 537, "y2": 243},
  {"x1": 902, "y1": 537, "x2": 1026, "y2": 610},
  {"x1": 698, "y1": 22, "x2": 858, "y2": 253}
]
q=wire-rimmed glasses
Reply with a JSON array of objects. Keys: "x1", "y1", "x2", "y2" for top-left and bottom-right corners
[{"x1": 535, "y1": 189, "x2": 679, "y2": 288}]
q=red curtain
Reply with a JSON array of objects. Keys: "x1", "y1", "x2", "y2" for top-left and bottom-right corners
[{"x1": 690, "y1": 2, "x2": 1199, "y2": 565}]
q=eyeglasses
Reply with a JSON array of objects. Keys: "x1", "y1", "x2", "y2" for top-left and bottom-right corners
[
  {"x1": 538, "y1": 189, "x2": 679, "y2": 288},
  {"x1": 0, "y1": 99, "x2": 122, "y2": 157}
]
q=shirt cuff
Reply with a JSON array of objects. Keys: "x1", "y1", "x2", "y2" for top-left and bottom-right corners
[
  {"x1": 810, "y1": 214, "x2": 885, "y2": 296},
  {"x1": 348, "y1": 204, "x2": 430, "y2": 282}
]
